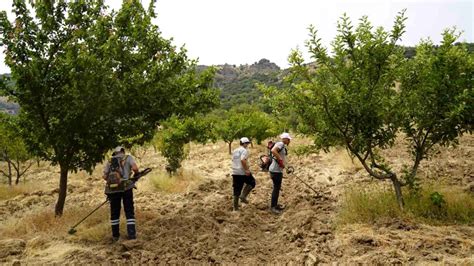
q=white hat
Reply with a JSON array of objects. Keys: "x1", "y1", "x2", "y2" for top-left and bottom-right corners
[
  {"x1": 280, "y1": 132, "x2": 292, "y2": 140},
  {"x1": 114, "y1": 146, "x2": 124, "y2": 153},
  {"x1": 240, "y1": 137, "x2": 251, "y2": 144}
]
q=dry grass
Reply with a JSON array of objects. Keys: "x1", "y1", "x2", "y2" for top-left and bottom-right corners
[
  {"x1": 0, "y1": 204, "x2": 159, "y2": 243},
  {"x1": 326, "y1": 148, "x2": 363, "y2": 172},
  {"x1": 0, "y1": 205, "x2": 109, "y2": 241},
  {"x1": 0, "y1": 184, "x2": 37, "y2": 200},
  {"x1": 337, "y1": 183, "x2": 474, "y2": 226},
  {"x1": 149, "y1": 169, "x2": 202, "y2": 193}
]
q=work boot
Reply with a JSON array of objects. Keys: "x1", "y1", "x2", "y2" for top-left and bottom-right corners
[
  {"x1": 276, "y1": 204, "x2": 285, "y2": 211},
  {"x1": 270, "y1": 207, "x2": 281, "y2": 215},
  {"x1": 126, "y1": 219, "x2": 136, "y2": 240},
  {"x1": 233, "y1": 196, "x2": 239, "y2": 211},
  {"x1": 240, "y1": 184, "x2": 253, "y2": 204},
  {"x1": 111, "y1": 224, "x2": 120, "y2": 239}
]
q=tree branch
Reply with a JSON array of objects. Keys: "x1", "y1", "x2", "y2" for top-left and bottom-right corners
[
  {"x1": 20, "y1": 161, "x2": 34, "y2": 176},
  {"x1": 0, "y1": 168, "x2": 9, "y2": 177}
]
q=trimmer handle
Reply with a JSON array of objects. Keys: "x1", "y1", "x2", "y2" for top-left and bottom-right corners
[{"x1": 133, "y1": 168, "x2": 152, "y2": 180}]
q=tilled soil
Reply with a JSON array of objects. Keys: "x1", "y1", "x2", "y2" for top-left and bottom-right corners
[{"x1": 0, "y1": 136, "x2": 473, "y2": 264}]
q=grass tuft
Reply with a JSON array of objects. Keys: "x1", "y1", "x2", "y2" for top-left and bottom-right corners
[
  {"x1": 149, "y1": 169, "x2": 202, "y2": 193},
  {"x1": 337, "y1": 184, "x2": 474, "y2": 225},
  {"x1": 0, "y1": 206, "x2": 109, "y2": 241}
]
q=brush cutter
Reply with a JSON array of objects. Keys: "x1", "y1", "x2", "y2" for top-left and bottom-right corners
[
  {"x1": 285, "y1": 166, "x2": 322, "y2": 197},
  {"x1": 68, "y1": 168, "x2": 152, "y2": 235}
]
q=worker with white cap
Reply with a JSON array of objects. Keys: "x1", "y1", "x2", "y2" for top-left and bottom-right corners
[
  {"x1": 269, "y1": 132, "x2": 292, "y2": 214},
  {"x1": 230, "y1": 137, "x2": 256, "y2": 211}
]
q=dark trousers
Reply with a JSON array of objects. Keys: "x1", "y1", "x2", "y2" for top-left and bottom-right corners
[
  {"x1": 232, "y1": 174, "x2": 256, "y2": 197},
  {"x1": 108, "y1": 189, "x2": 136, "y2": 238},
  {"x1": 270, "y1": 172, "x2": 283, "y2": 208}
]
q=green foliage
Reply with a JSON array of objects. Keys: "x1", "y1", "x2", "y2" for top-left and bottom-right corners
[
  {"x1": 0, "y1": 113, "x2": 33, "y2": 185},
  {"x1": 0, "y1": 0, "x2": 218, "y2": 215},
  {"x1": 209, "y1": 59, "x2": 283, "y2": 110},
  {"x1": 398, "y1": 29, "x2": 474, "y2": 189},
  {"x1": 429, "y1": 192, "x2": 446, "y2": 208},
  {"x1": 212, "y1": 105, "x2": 279, "y2": 153},
  {"x1": 154, "y1": 115, "x2": 216, "y2": 174},
  {"x1": 265, "y1": 12, "x2": 408, "y2": 207},
  {"x1": 338, "y1": 185, "x2": 474, "y2": 225},
  {"x1": 292, "y1": 144, "x2": 319, "y2": 158}
]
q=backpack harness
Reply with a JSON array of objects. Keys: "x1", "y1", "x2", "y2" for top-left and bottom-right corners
[
  {"x1": 105, "y1": 155, "x2": 133, "y2": 194},
  {"x1": 259, "y1": 140, "x2": 287, "y2": 172}
]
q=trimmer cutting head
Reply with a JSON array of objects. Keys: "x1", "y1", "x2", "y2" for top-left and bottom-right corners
[
  {"x1": 68, "y1": 228, "x2": 77, "y2": 235},
  {"x1": 286, "y1": 166, "x2": 295, "y2": 174}
]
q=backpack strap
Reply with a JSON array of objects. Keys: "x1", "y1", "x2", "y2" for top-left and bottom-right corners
[
  {"x1": 270, "y1": 143, "x2": 287, "y2": 161},
  {"x1": 119, "y1": 155, "x2": 129, "y2": 178}
]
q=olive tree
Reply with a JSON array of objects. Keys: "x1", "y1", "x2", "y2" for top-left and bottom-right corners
[{"x1": 0, "y1": 0, "x2": 218, "y2": 215}]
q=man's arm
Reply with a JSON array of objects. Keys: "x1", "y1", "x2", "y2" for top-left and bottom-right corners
[
  {"x1": 271, "y1": 146, "x2": 281, "y2": 160},
  {"x1": 131, "y1": 162, "x2": 139, "y2": 174},
  {"x1": 271, "y1": 145, "x2": 285, "y2": 168},
  {"x1": 241, "y1": 158, "x2": 250, "y2": 175},
  {"x1": 127, "y1": 156, "x2": 139, "y2": 177},
  {"x1": 103, "y1": 163, "x2": 110, "y2": 180}
]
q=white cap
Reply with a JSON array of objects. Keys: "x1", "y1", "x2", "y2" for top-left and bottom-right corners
[
  {"x1": 280, "y1": 132, "x2": 292, "y2": 140},
  {"x1": 114, "y1": 146, "x2": 124, "y2": 153},
  {"x1": 240, "y1": 137, "x2": 251, "y2": 144}
]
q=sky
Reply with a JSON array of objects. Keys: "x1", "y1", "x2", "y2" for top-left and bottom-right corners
[{"x1": 0, "y1": 0, "x2": 472, "y2": 73}]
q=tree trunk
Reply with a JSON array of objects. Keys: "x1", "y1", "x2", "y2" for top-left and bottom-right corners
[
  {"x1": 7, "y1": 161, "x2": 12, "y2": 186},
  {"x1": 15, "y1": 159, "x2": 20, "y2": 185},
  {"x1": 390, "y1": 176, "x2": 404, "y2": 210},
  {"x1": 1, "y1": 150, "x2": 13, "y2": 186},
  {"x1": 228, "y1": 142, "x2": 232, "y2": 155},
  {"x1": 15, "y1": 170, "x2": 20, "y2": 185},
  {"x1": 55, "y1": 165, "x2": 69, "y2": 216}
]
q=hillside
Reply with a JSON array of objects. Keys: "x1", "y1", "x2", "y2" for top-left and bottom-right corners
[
  {"x1": 0, "y1": 135, "x2": 472, "y2": 264},
  {"x1": 0, "y1": 74, "x2": 19, "y2": 114},
  {"x1": 198, "y1": 58, "x2": 284, "y2": 109},
  {"x1": 0, "y1": 97, "x2": 18, "y2": 115}
]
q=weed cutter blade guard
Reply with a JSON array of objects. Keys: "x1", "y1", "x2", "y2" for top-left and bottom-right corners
[{"x1": 286, "y1": 166, "x2": 295, "y2": 174}]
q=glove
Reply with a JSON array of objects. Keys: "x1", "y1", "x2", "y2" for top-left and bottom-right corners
[{"x1": 277, "y1": 159, "x2": 285, "y2": 169}]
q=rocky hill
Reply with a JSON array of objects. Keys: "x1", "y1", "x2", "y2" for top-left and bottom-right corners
[{"x1": 198, "y1": 58, "x2": 284, "y2": 109}]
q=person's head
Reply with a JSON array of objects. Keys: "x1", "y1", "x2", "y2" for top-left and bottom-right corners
[
  {"x1": 113, "y1": 146, "x2": 125, "y2": 155},
  {"x1": 239, "y1": 137, "x2": 251, "y2": 148},
  {"x1": 280, "y1": 132, "x2": 292, "y2": 145}
]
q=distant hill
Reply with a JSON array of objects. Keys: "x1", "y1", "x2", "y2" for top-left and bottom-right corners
[
  {"x1": 0, "y1": 96, "x2": 19, "y2": 115},
  {"x1": 0, "y1": 74, "x2": 19, "y2": 114},
  {"x1": 198, "y1": 58, "x2": 284, "y2": 109}
]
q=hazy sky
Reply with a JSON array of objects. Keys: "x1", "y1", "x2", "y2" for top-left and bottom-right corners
[{"x1": 0, "y1": 0, "x2": 472, "y2": 73}]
